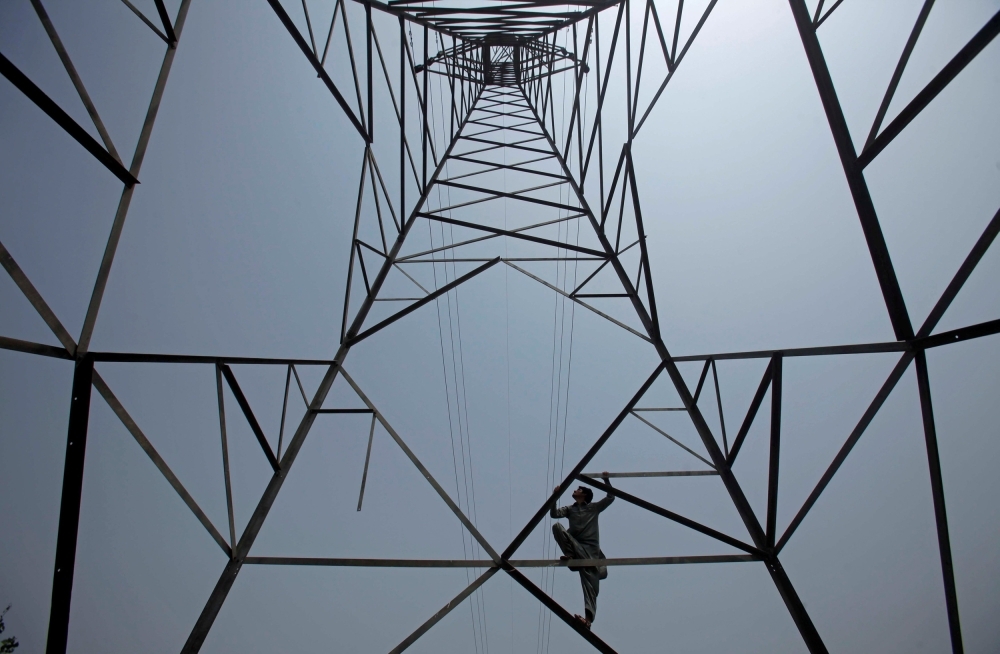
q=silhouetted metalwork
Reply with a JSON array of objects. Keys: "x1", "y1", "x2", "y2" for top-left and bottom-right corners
[{"x1": 2, "y1": 0, "x2": 998, "y2": 652}]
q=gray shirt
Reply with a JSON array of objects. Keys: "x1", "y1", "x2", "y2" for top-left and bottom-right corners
[{"x1": 550, "y1": 493, "x2": 615, "y2": 551}]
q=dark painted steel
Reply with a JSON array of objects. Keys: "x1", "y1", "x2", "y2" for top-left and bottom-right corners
[
  {"x1": 180, "y1": 93, "x2": 484, "y2": 653},
  {"x1": 93, "y1": 372, "x2": 231, "y2": 556},
  {"x1": 0, "y1": 53, "x2": 138, "y2": 186},
  {"x1": 357, "y1": 414, "x2": 377, "y2": 510},
  {"x1": 31, "y1": 0, "x2": 122, "y2": 162},
  {"x1": 580, "y1": 470, "x2": 718, "y2": 478},
  {"x1": 863, "y1": 0, "x2": 936, "y2": 152},
  {"x1": 118, "y1": 0, "x2": 170, "y2": 42},
  {"x1": 367, "y1": 4, "x2": 374, "y2": 141},
  {"x1": 521, "y1": 63, "x2": 829, "y2": 654},
  {"x1": 276, "y1": 365, "x2": 292, "y2": 460},
  {"x1": 675, "y1": 341, "x2": 908, "y2": 363},
  {"x1": 766, "y1": 354, "x2": 782, "y2": 548},
  {"x1": 347, "y1": 256, "x2": 500, "y2": 345},
  {"x1": 711, "y1": 360, "x2": 729, "y2": 455},
  {"x1": 813, "y1": 0, "x2": 844, "y2": 27},
  {"x1": 0, "y1": 335, "x2": 72, "y2": 360},
  {"x1": 915, "y1": 351, "x2": 965, "y2": 653},
  {"x1": 765, "y1": 558, "x2": 829, "y2": 654},
  {"x1": 92, "y1": 352, "x2": 335, "y2": 365},
  {"x1": 859, "y1": 10, "x2": 1000, "y2": 168},
  {"x1": 315, "y1": 408, "x2": 375, "y2": 414},
  {"x1": 630, "y1": 411, "x2": 715, "y2": 468},
  {"x1": 243, "y1": 555, "x2": 754, "y2": 567},
  {"x1": 76, "y1": 0, "x2": 194, "y2": 356},
  {"x1": 419, "y1": 212, "x2": 605, "y2": 257},
  {"x1": 504, "y1": 261, "x2": 653, "y2": 342},
  {"x1": 787, "y1": 0, "x2": 912, "y2": 341},
  {"x1": 0, "y1": 235, "x2": 77, "y2": 354},
  {"x1": 152, "y1": 0, "x2": 177, "y2": 43},
  {"x1": 45, "y1": 355, "x2": 94, "y2": 654},
  {"x1": 691, "y1": 358, "x2": 711, "y2": 403},
  {"x1": 216, "y1": 365, "x2": 237, "y2": 550},
  {"x1": 504, "y1": 566, "x2": 619, "y2": 653},
  {"x1": 577, "y1": 477, "x2": 762, "y2": 556},
  {"x1": 5, "y1": 3, "x2": 994, "y2": 652},
  {"x1": 919, "y1": 206, "x2": 1000, "y2": 337},
  {"x1": 776, "y1": 353, "x2": 915, "y2": 552},
  {"x1": 221, "y1": 364, "x2": 280, "y2": 472},
  {"x1": 265, "y1": 0, "x2": 368, "y2": 141},
  {"x1": 632, "y1": 0, "x2": 718, "y2": 135},
  {"x1": 727, "y1": 359, "x2": 772, "y2": 465},
  {"x1": 917, "y1": 318, "x2": 1000, "y2": 350},
  {"x1": 503, "y1": 363, "x2": 664, "y2": 559},
  {"x1": 389, "y1": 568, "x2": 499, "y2": 653}
]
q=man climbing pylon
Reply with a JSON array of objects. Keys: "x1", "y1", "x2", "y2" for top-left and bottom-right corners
[{"x1": 551, "y1": 473, "x2": 615, "y2": 629}]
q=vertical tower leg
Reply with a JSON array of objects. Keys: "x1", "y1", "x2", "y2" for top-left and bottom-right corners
[{"x1": 46, "y1": 355, "x2": 95, "y2": 654}]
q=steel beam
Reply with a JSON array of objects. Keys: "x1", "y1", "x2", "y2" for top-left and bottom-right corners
[
  {"x1": 180, "y1": 89, "x2": 484, "y2": 653},
  {"x1": 766, "y1": 354, "x2": 782, "y2": 548},
  {"x1": 577, "y1": 477, "x2": 762, "y2": 556},
  {"x1": 787, "y1": 0, "x2": 912, "y2": 340},
  {"x1": 0, "y1": 53, "x2": 136, "y2": 187},
  {"x1": 45, "y1": 355, "x2": 94, "y2": 654},
  {"x1": 76, "y1": 0, "x2": 195, "y2": 354},
  {"x1": 915, "y1": 351, "x2": 964, "y2": 653}
]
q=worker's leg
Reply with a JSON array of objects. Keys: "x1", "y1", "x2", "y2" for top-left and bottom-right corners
[
  {"x1": 580, "y1": 567, "x2": 600, "y2": 624},
  {"x1": 552, "y1": 523, "x2": 587, "y2": 561}
]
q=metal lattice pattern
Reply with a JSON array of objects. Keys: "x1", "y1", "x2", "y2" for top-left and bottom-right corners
[{"x1": 2, "y1": 0, "x2": 999, "y2": 652}]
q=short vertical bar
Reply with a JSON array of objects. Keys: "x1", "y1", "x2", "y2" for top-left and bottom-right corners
[
  {"x1": 914, "y1": 351, "x2": 964, "y2": 654},
  {"x1": 766, "y1": 353, "x2": 782, "y2": 548},
  {"x1": 366, "y1": 4, "x2": 373, "y2": 142},
  {"x1": 277, "y1": 364, "x2": 292, "y2": 461},
  {"x1": 357, "y1": 413, "x2": 377, "y2": 511},
  {"x1": 399, "y1": 17, "x2": 406, "y2": 217},
  {"x1": 422, "y1": 26, "x2": 429, "y2": 191},
  {"x1": 711, "y1": 360, "x2": 728, "y2": 455},
  {"x1": 45, "y1": 354, "x2": 94, "y2": 654},
  {"x1": 216, "y1": 364, "x2": 237, "y2": 551},
  {"x1": 625, "y1": 0, "x2": 633, "y2": 140}
]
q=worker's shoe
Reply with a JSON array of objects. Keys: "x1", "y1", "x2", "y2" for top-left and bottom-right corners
[{"x1": 573, "y1": 614, "x2": 592, "y2": 630}]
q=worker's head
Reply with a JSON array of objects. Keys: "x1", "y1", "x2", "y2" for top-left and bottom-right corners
[{"x1": 572, "y1": 486, "x2": 593, "y2": 504}]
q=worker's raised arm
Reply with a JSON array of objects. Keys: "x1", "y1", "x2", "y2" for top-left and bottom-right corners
[
  {"x1": 550, "y1": 486, "x2": 569, "y2": 518},
  {"x1": 592, "y1": 473, "x2": 615, "y2": 511}
]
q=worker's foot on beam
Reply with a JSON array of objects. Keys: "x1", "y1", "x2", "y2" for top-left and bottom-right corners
[{"x1": 573, "y1": 614, "x2": 592, "y2": 630}]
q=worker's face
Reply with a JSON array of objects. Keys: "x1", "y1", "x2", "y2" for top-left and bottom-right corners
[{"x1": 572, "y1": 487, "x2": 587, "y2": 503}]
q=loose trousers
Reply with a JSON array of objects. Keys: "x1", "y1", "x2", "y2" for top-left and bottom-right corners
[{"x1": 552, "y1": 523, "x2": 603, "y2": 620}]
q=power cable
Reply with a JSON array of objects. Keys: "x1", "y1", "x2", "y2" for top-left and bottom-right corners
[
  {"x1": 502, "y1": 84, "x2": 516, "y2": 654},
  {"x1": 537, "y1": 30, "x2": 573, "y2": 652},
  {"x1": 427, "y1": 41, "x2": 486, "y2": 652},
  {"x1": 432, "y1": 43, "x2": 490, "y2": 651}
]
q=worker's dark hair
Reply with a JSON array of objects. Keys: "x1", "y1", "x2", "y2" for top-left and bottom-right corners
[{"x1": 578, "y1": 486, "x2": 594, "y2": 503}]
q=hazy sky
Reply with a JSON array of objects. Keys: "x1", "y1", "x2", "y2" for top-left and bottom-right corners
[{"x1": 2, "y1": 0, "x2": 999, "y2": 652}]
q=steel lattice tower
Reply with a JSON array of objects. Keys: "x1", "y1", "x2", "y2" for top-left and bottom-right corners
[{"x1": 2, "y1": 0, "x2": 998, "y2": 652}]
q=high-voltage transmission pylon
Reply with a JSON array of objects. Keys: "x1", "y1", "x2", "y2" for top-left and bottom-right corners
[{"x1": 2, "y1": 0, "x2": 999, "y2": 652}]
